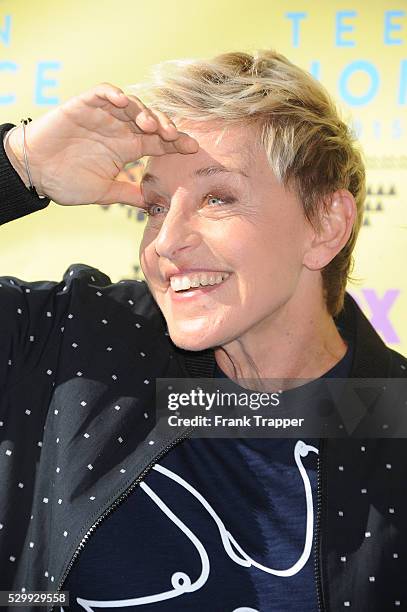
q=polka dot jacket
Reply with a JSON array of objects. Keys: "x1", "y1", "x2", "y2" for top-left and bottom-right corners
[{"x1": 1, "y1": 123, "x2": 407, "y2": 612}]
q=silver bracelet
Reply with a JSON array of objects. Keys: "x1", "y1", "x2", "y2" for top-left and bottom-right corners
[
  {"x1": 20, "y1": 118, "x2": 40, "y2": 197},
  {"x1": 3, "y1": 120, "x2": 46, "y2": 199}
]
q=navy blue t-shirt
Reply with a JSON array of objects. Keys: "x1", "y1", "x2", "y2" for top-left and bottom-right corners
[{"x1": 64, "y1": 341, "x2": 353, "y2": 611}]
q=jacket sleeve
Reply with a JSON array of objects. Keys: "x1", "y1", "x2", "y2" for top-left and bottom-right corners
[
  {"x1": 0, "y1": 123, "x2": 50, "y2": 224},
  {"x1": 0, "y1": 122, "x2": 63, "y2": 390}
]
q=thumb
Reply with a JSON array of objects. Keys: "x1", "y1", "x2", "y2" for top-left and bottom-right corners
[{"x1": 100, "y1": 179, "x2": 145, "y2": 207}]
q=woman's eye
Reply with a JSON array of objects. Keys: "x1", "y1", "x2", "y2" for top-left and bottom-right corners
[
  {"x1": 144, "y1": 194, "x2": 235, "y2": 217},
  {"x1": 206, "y1": 194, "x2": 234, "y2": 207},
  {"x1": 146, "y1": 204, "x2": 167, "y2": 216}
]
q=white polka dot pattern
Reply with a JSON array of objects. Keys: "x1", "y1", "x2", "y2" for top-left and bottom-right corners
[{"x1": 0, "y1": 262, "x2": 405, "y2": 609}]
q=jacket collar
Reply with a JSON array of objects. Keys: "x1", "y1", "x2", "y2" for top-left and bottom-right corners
[{"x1": 334, "y1": 292, "x2": 390, "y2": 377}]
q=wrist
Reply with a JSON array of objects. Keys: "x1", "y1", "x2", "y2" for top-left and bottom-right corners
[{"x1": 3, "y1": 124, "x2": 47, "y2": 199}]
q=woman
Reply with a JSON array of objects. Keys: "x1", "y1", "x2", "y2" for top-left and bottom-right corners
[{"x1": 0, "y1": 50, "x2": 405, "y2": 611}]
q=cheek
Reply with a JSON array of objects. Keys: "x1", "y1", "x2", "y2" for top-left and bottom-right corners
[
  {"x1": 227, "y1": 222, "x2": 306, "y2": 300},
  {"x1": 139, "y1": 235, "x2": 155, "y2": 280}
]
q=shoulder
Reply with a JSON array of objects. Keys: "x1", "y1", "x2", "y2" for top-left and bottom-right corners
[
  {"x1": 387, "y1": 347, "x2": 407, "y2": 377},
  {"x1": 63, "y1": 263, "x2": 150, "y2": 305},
  {"x1": 0, "y1": 264, "x2": 172, "y2": 389},
  {"x1": 0, "y1": 262, "x2": 165, "y2": 336},
  {"x1": 63, "y1": 263, "x2": 166, "y2": 334}
]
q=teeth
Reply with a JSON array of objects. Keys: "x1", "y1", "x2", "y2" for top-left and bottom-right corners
[
  {"x1": 170, "y1": 272, "x2": 229, "y2": 292},
  {"x1": 180, "y1": 277, "x2": 190, "y2": 291}
]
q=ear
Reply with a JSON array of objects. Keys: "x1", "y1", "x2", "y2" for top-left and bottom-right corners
[{"x1": 303, "y1": 189, "x2": 357, "y2": 271}]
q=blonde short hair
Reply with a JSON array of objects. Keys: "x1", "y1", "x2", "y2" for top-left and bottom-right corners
[{"x1": 132, "y1": 50, "x2": 366, "y2": 317}]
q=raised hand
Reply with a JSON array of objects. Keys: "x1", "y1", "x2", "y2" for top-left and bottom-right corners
[{"x1": 5, "y1": 83, "x2": 199, "y2": 206}]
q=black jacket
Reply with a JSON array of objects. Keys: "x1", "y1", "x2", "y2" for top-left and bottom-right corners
[{"x1": 0, "y1": 123, "x2": 406, "y2": 612}]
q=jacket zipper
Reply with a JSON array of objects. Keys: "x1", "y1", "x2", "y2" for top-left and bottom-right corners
[
  {"x1": 314, "y1": 437, "x2": 326, "y2": 612},
  {"x1": 50, "y1": 427, "x2": 193, "y2": 612}
]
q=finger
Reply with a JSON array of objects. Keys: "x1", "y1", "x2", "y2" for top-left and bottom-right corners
[
  {"x1": 147, "y1": 108, "x2": 179, "y2": 141},
  {"x1": 172, "y1": 131, "x2": 200, "y2": 154},
  {"x1": 98, "y1": 177, "x2": 145, "y2": 207},
  {"x1": 108, "y1": 97, "x2": 159, "y2": 133},
  {"x1": 144, "y1": 112, "x2": 199, "y2": 152},
  {"x1": 117, "y1": 132, "x2": 199, "y2": 160},
  {"x1": 78, "y1": 86, "x2": 182, "y2": 143},
  {"x1": 81, "y1": 85, "x2": 159, "y2": 132},
  {"x1": 143, "y1": 109, "x2": 199, "y2": 152},
  {"x1": 78, "y1": 84, "x2": 194, "y2": 149},
  {"x1": 118, "y1": 99, "x2": 171, "y2": 135},
  {"x1": 112, "y1": 96, "x2": 178, "y2": 139},
  {"x1": 135, "y1": 115, "x2": 199, "y2": 155},
  {"x1": 82, "y1": 82, "x2": 131, "y2": 108},
  {"x1": 133, "y1": 108, "x2": 159, "y2": 133}
]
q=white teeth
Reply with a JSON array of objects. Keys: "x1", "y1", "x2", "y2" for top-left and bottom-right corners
[
  {"x1": 180, "y1": 276, "x2": 190, "y2": 291},
  {"x1": 170, "y1": 272, "x2": 229, "y2": 292}
]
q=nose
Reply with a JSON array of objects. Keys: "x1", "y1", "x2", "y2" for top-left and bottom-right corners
[{"x1": 154, "y1": 203, "x2": 201, "y2": 260}]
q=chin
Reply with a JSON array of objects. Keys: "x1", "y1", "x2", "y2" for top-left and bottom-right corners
[
  {"x1": 169, "y1": 334, "x2": 214, "y2": 353},
  {"x1": 167, "y1": 327, "x2": 218, "y2": 352}
]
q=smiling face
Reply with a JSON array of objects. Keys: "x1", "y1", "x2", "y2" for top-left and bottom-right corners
[{"x1": 139, "y1": 122, "x2": 315, "y2": 352}]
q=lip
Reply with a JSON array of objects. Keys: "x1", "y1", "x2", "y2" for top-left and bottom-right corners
[{"x1": 168, "y1": 275, "x2": 230, "y2": 301}]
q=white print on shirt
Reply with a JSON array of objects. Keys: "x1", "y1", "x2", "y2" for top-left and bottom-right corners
[
  {"x1": 62, "y1": 606, "x2": 261, "y2": 611},
  {"x1": 75, "y1": 440, "x2": 318, "y2": 611}
]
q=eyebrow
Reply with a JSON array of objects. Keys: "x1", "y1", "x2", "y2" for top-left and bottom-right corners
[{"x1": 141, "y1": 163, "x2": 249, "y2": 185}]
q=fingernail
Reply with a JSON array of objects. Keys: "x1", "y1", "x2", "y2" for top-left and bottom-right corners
[{"x1": 143, "y1": 112, "x2": 156, "y2": 125}]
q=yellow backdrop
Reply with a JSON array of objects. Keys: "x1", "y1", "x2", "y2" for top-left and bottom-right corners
[{"x1": 0, "y1": 0, "x2": 406, "y2": 354}]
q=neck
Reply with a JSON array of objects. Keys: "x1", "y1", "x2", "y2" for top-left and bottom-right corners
[{"x1": 214, "y1": 292, "x2": 347, "y2": 391}]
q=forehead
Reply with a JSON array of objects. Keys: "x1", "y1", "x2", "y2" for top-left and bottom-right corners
[{"x1": 142, "y1": 121, "x2": 259, "y2": 182}]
